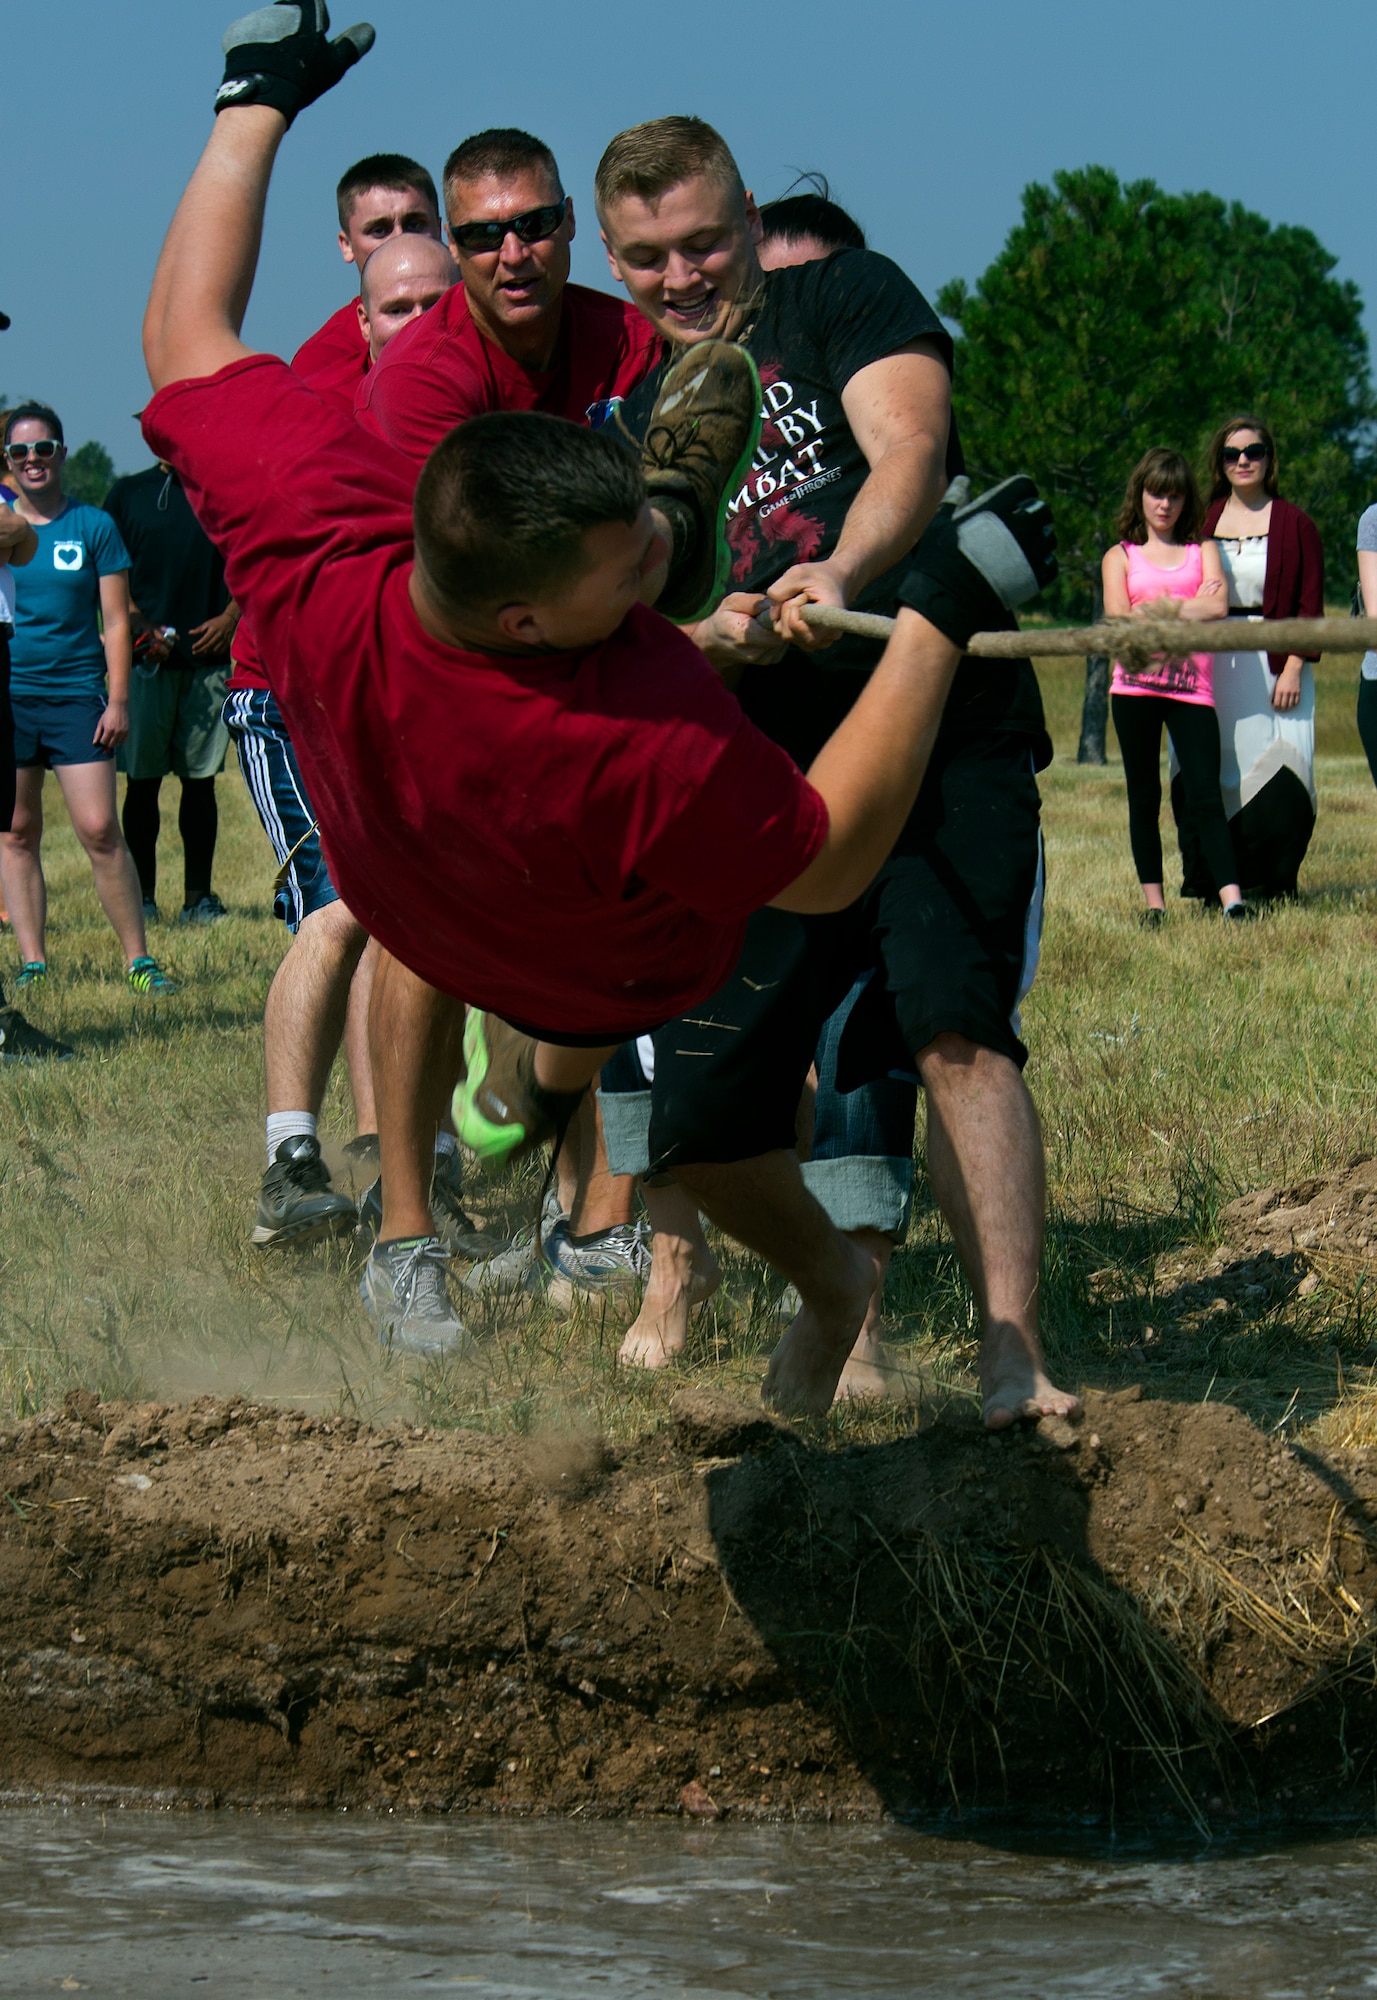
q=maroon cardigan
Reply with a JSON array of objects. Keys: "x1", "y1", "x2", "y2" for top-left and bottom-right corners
[{"x1": 1202, "y1": 494, "x2": 1325, "y2": 672}]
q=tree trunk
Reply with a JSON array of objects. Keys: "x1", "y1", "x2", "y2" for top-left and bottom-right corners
[{"x1": 1076, "y1": 581, "x2": 1109, "y2": 765}]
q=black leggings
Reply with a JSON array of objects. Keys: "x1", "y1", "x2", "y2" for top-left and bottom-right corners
[
  {"x1": 1359, "y1": 677, "x2": 1377, "y2": 791},
  {"x1": 121, "y1": 775, "x2": 219, "y2": 905},
  {"x1": 1111, "y1": 693, "x2": 1238, "y2": 894}
]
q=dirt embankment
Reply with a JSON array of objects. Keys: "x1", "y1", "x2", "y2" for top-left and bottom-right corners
[{"x1": 3, "y1": 1384, "x2": 1377, "y2": 1826}]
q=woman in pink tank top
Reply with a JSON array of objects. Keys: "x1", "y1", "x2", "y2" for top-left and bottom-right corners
[{"x1": 1102, "y1": 447, "x2": 1248, "y2": 924}]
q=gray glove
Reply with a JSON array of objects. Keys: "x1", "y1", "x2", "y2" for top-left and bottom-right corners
[{"x1": 215, "y1": 3, "x2": 375, "y2": 127}]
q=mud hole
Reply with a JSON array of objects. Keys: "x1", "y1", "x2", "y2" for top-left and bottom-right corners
[{"x1": 3, "y1": 1383, "x2": 1377, "y2": 1827}]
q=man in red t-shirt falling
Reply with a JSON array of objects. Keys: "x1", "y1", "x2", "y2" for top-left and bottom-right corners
[{"x1": 143, "y1": 8, "x2": 1055, "y2": 1414}]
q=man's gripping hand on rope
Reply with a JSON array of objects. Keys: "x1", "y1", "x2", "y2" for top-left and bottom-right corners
[
  {"x1": 896, "y1": 474, "x2": 1057, "y2": 651},
  {"x1": 215, "y1": 4, "x2": 375, "y2": 126},
  {"x1": 145, "y1": 8, "x2": 374, "y2": 391}
]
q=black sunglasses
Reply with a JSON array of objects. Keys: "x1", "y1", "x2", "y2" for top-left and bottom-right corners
[
  {"x1": 5, "y1": 439, "x2": 61, "y2": 461},
  {"x1": 1222, "y1": 442, "x2": 1268, "y2": 465},
  {"x1": 450, "y1": 197, "x2": 568, "y2": 255}
]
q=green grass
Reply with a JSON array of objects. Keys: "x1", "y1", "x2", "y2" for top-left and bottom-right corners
[{"x1": 3, "y1": 651, "x2": 1377, "y2": 1450}]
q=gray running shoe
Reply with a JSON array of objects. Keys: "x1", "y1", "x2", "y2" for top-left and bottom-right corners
[
  {"x1": 361, "y1": 1236, "x2": 469, "y2": 1356},
  {"x1": 178, "y1": 893, "x2": 228, "y2": 926},
  {"x1": 354, "y1": 1158, "x2": 508, "y2": 1259},
  {"x1": 542, "y1": 1220, "x2": 650, "y2": 1305},
  {"x1": 251, "y1": 1135, "x2": 357, "y2": 1248},
  {"x1": 141, "y1": 899, "x2": 161, "y2": 927},
  {"x1": 458, "y1": 1185, "x2": 566, "y2": 1298},
  {"x1": 429, "y1": 1148, "x2": 508, "y2": 1258}
]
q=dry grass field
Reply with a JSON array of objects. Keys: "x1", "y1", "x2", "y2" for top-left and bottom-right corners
[{"x1": 4, "y1": 650, "x2": 1377, "y2": 1454}]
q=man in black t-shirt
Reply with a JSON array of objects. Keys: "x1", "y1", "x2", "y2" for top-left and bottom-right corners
[
  {"x1": 596, "y1": 116, "x2": 1075, "y2": 1431},
  {"x1": 105, "y1": 462, "x2": 239, "y2": 925}
]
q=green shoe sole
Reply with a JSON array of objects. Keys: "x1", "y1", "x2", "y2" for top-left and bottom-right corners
[{"x1": 453, "y1": 1012, "x2": 529, "y2": 1164}]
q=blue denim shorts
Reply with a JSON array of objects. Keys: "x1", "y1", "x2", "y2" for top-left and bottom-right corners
[
  {"x1": 223, "y1": 687, "x2": 339, "y2": 931},
  {"x1": 12, "y1": 690, "x2": 111, "y2": 767}
]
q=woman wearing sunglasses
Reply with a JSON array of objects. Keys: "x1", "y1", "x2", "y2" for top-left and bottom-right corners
[
  {"x1": 1, "y1": 403, "x2": 174, "y2": 995},
  {"x1": 1183, "y1": 416, "x2": 1324, "y2": 902}
]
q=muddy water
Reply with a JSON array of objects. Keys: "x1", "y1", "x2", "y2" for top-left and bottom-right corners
[
  {"x1": 2, "y1": 1816, "x2": 1377, "y2": 2000},
  {"x1": 1, "y1": 1812, "x2": 1375, "y2": 1997}
]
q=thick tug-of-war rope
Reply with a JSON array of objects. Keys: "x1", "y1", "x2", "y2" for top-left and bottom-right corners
[{"x1": 800, "y1": 603, "x2": 1377, "y2": 676}]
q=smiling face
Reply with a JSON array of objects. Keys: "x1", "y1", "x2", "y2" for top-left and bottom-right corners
[
  {"x1": 5, "y1": 417, "x2": 65, "y2": 503},
  {"x1": 358, "y1": 236, "x2": 458, "y2": 360},
  {"x1": 445, "y1": 166, "x2": 573, "y2": 341},
  {"x1": 339, "y1": 183, "x2": 445, "y2": 266},
  {"x1": 1142, "y1": 489, "x2": 1185, "y2": 539},
  {"x1": 600, "y1": 173, "x2": 764, "y2": 344}
]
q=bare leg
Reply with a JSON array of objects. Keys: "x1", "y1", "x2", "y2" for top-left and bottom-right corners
[
  {"x1": 674, "y1": 1150, "x2": 873, "y2": 1414},
  {"x1": 370, "y1": 952, "x2": 470, "y2": 1241},
  {"x1": 833, "y1": 1228, "x2": 922, "y2": 1402},
  {"x1": 2, "y1": 767, "x2": 48, "y2": 963},
  {"x1": 342, "y1": 935, "x2": 380, "y2": 1138},
  {"x1": 916, "y1": 1034, "x2": 1080, "y2": 1429},
  {"x1": 567, "y1": 1091, "x2": 636, "y2": 1235},
  {"x1": 54, "y1": 760, "x2": 147, "y2": 964},
  {"x1": 619, "y1": 1180, "x2": 721, "y2": 1369},
  {"x1": 264, "y1": 898, "x2": 368, "y2": 1114}
]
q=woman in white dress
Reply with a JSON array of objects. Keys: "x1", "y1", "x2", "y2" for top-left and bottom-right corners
[{"x1": 1175, "y1": 416, "x2": 1324, "y2": 900}]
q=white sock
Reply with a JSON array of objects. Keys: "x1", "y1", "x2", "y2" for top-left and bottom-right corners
[
  {"x1": 267, "y1": 1111, "x2": 316, "y2": 1167},
  {"x1": 434, "y1": 1130, "x2": 458, "y2": 1159}
]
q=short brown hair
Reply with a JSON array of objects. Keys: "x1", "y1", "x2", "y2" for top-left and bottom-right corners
[
  {"x1": 595, "y1": 116, "x2": 744, "y2": 219},
  {"x1": 1115, "y1": 447, "x2": 1202, "y2": 545},
  {"x1": 413, "y1": 412, "x2": 645, "y2": 613},
  {"x1": 443, "y1": 129, "x2": 561, "y2": 203},
  {"x1": 335, "y1": 154, "x2": 439, "y2": 230},
  {"x1": 1205, "y1": 414, "x2": 1279, "y2": 501}
]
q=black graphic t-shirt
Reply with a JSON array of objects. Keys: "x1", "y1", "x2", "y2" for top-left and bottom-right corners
[{"x1": 620, "y1": 248, "x2": 1049, "y2": 771}]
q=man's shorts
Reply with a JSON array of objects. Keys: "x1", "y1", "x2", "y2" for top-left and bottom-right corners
[
  {"x1": 223, "y1": 688, "x2": 339, "y2": 931},
  {"x1": 12, "y1": 690, "x2": 112, "y2": 768},
  {"x1": 120, "y1": 661, "x2": 230, "y2": 782},
  {"x1": 602, "y1": 732, "x2": 1045, "y2": 1173}
]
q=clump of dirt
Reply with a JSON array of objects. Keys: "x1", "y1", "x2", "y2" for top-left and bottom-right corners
[
  {"x1": 1, "y1": 1385, "x2": 1375, "y2": 1826},
  {"x1": 1221, "y1": 1156, "x2": 1377, "y2": 1262}
]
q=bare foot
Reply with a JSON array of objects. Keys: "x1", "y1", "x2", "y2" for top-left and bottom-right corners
[
  {"x1": 763, "y1": 1239, "x2": 874, "y2": 1415},
  {"x1": 980, "y1": 1321, "x2": 1081, "y2": 1431},
  {"x1": 618, "y1": 1246, "x2": 720, "y2": 1369},
  {"x1": 834, "y1": 1330, "x2": 921, "y2": 1405}
]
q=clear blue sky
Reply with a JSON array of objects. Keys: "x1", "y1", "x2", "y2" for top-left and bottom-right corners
[{"x1": 6, "y1": 0, "x2": 1374, "y2": 472}]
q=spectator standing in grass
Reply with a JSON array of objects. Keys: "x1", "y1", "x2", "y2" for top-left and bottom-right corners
[
  {"x1": 105, "y1": 459, "x2": 240, "y2": 926},
  {"x1": 1355, "y1": 500, "x2": 1377, "y2": 788},
  {"x1": 0, "y1": 404, "x2": 175, "y2": 995},
  {"x1": 1103, "y1": 447, "x2": 1242, "y2": 924},
  {"x1": 1189, "y1": 416, "x2": 1324, "y2": 901}
]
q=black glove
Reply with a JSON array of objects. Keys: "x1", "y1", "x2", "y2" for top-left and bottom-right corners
[
  {"x1": 897, "y1": 474, "x2": 1057, "y2": 651},
  {"x1": 215, "y1": 3, "x2": 375, "y2": 126}
]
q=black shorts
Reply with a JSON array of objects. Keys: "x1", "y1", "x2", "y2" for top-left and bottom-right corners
[{"x1": 639, "y1": 732, "x2": 1045, "y2": 1171}]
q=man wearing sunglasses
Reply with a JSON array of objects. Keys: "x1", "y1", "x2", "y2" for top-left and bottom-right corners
[{"x1": 357, "y1": 127, "x2": 655, "y2": 464}]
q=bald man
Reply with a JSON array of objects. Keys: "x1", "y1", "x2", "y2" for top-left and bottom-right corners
[{"x1": 357, "y1": 235, "x2": 458, "y2": 363}]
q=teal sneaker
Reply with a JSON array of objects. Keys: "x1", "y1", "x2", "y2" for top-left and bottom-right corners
[
  {"x1": 14, "y1": 961, "x2": 47, "y2": 991},
  {"x1": 127, "y1": 955, "x2": 177, "y2": 996}
]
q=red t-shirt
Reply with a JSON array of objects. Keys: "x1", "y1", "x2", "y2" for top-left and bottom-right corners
[
  {"x1": 291, "y1": 299, "x2": 371, "y2": 406},
  {"x1": 356, "y1": 281, "x2": 658, "y2": 462},
  {"x1": 145, "y1": 356, "x2": 827, "y2": 1034},
  {"x1": 229, "y1": 303, "x2": 373, "y2": 693}
]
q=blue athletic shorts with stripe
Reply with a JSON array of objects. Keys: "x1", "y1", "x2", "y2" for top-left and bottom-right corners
[{"x1": 222, "y1": 688, "x2": 339, "y2": 931}]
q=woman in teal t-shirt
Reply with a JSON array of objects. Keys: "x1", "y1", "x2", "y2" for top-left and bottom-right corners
[{"x1": 2, "y1": 403, "x2": 173, "y2": 994}]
